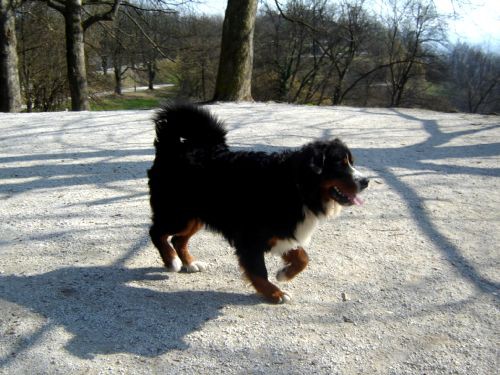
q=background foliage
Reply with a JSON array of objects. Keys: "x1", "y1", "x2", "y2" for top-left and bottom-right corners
[{"x1": 13, "y1": 0, "x2": 500, "y2": 113}]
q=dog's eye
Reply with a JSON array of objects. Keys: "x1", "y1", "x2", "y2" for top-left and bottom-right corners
[
  {"x1": 332, "y1": 160, "x2": 347, "y2": 170},
  {"x1": 342, "y1": 155, "x2": 355, "y2": 166}
]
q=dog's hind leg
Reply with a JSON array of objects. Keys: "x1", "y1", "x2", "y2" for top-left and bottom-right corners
[
  {"x1": 149, "y1": 225, "x2": 182, "y2": 272},
  {"x1": 238, "y1": 251, "x2": 291, "y2": 304},
  {"x1": 171, "y1": 219, "x2": 206, "y2": 273},
  {"x1": 276, "y1": 247, "x2": 309, "y2": 281}
]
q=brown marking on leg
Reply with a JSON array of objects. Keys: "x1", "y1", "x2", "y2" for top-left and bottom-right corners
[
  {"x1": 150, "y1": 230, "x2": 181, "y2": 271},
  {"x1": 245, "y1": 274, "x2": 288, "y2": 303},
  {"x1": 239, "y1": 256, "x2": 289, "y2": 304},
  {"x1": 278, "y1": 247, "x2": 309, "y2": 281},
  {"x1": 171, "y1": 219, "x2": 203, "y2": 266}
]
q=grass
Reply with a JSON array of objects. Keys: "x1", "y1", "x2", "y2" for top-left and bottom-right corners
[{"x1": 90, "y1": 87, "x2": 175, "y2": 111}]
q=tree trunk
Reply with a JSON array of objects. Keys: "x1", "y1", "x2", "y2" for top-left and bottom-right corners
[
  {"x1": 201, "y1": 59, "x2": 206, "y2": 101},
  {"x1": 112, "y1": 50, "x2": 122, "y2": 95},
  {"x1": 147, "y1": 61, "x2": 155, "y2": 90},
  {"x1": 64, "y1": 0, "x2": 89, "y2": 111},
  {"x1": 114, "y1": 66, "x2": 122, "y2": 95},
  {"x1": 213, "y1": 0, "x2": 258, "y2": 101},
  {"x1": 0, "y1": 0, "x2": 22, "y2": 112},
  {"x1": 101, "y1": 55, "x2": 108, "y2": 75}
]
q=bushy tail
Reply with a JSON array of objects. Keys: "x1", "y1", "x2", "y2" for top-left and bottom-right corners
[{"x1": 153, "y1": 103, "x2": 227, "y2": 152}]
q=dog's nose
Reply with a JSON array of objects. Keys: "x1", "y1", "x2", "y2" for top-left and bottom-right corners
[{"x1": 358, "y1": 177, "x2": 369, "y2": 191}]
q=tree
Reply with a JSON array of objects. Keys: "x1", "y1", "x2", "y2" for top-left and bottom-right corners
[
  {"x1": 448, "y1": 43, "x2": 500, "y2": 113},
  {"x1": 213, "y1": 0, "x2": 258, "y2": 101},
  {"x1": 265, "y1": 0, "x2": 389, "y2": 105},
  {"x1": 92, "y1": 12, "x2": 131, "y2": 95},
  {"x1": 18, "y1": 3, "x2": 68, "y2": 111},
  {"x1": 40, "y1": 0, "x2": 121, "y2": 111},
  {"x1": 382, "y1": 0, "x2": 446, "y2": 106},
  {"x1": 328, "y1": 1, "x2": 373, "y2": 104},
  {"x1": 126, "y1": 6, "x2": 178, "y2": 91},
  {"x1": 0, "y1": 0, "x2": 22, "y2": 112},
  {"x1": 175, "y1": 15, "x2": 222, "y2": 101},
  {"x1": 88, "y1": 4, "x2": 179, "y2": 97},
  {"x1": 255, "y1": 1, "x2": 330, "y2": 103}
]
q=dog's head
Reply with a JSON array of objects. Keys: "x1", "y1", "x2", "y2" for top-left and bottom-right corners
[{"x1": 296, "y1": 139, "x2": 369, "y2": 214}]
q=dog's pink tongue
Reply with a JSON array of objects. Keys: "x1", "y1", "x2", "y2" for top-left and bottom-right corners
[{"x1": 350, "y1": 195, "x2": 364, "y2": 206}]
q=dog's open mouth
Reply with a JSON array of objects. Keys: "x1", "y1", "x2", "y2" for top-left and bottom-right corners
[{"x1": 329, "y1": 186, "x2": 364, "y2": 206}]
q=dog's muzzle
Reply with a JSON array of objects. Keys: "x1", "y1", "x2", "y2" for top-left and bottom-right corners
[{"x1": 357, "y1": 177, "x2": 369, "y2": 192}]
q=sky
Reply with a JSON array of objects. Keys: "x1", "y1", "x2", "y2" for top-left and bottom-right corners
[
  {"x1": 434, "y1": 0, "x2": 500, "y2": 50},
  {"x1": 194, "y1": 0, "x2": 500, "y2": 52}
]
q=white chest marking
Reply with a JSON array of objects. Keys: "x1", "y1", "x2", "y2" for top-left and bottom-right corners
[{"x1": 270, "y1": 209, "x2": 319, "y2": 256}]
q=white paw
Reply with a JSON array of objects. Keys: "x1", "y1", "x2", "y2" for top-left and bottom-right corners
[
  {"x1": 278, "y1": 292, "x2": 292, "y2": 304},
  {"x1": 276, "y1": 269, "x2": 289, "y2": 282},
  {"x1": 166, "y1": 257, "x2": 182, "y2": 272},
  {"x1": 183, "y1": 261, "x2": 208, "y2": 273}
]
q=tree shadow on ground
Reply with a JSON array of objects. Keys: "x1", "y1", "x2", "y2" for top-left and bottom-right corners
[
  {"x1": 0, "y1": 266, "x2": 258, "y2": 364},
  {"x1": 0, "y1": 149, "x2": 153, "y2": 199},
  {"x1": 352, "y1": 109, "x2": 500, "y2": 299},
  {"x1": 1, "y1": 107, "x2": 498, "y2": 351}
]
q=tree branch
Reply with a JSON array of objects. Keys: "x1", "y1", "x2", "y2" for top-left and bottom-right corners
[
  {"x1": 121, "y1": 8, "x2": 174, "y2": 62},
  {"x1": 273, "y1": 0, "x2": 318, "y2": 33},
  {"x1": 82, "y1": 0, "x2": 121, "y2": 31},
  {"x1": 43, "y1": 0, "x2": 66, "y2": 13}
]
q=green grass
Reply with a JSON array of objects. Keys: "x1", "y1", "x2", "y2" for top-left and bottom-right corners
[{"x1": 90, "y1": 88, "x2": 174, "y2": 111}]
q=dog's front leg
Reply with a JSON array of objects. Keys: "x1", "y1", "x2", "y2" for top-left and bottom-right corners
[
  {"x1": 277, "y1": 247, "x2": 309, "y2": 281},
  {"x1": 238, "y1": 251, "x2": 291, "y2": 304}
]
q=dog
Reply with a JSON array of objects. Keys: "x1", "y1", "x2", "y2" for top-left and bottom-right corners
[{"x1": 148, "y1": 104, "x2": 368, "y2": 303}]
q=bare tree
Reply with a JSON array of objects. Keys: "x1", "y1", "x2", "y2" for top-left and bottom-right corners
[
  {"x1": 87, "y1": 4, "x2": 179, "y2": 97},
  {"x1": 256, "y1": 2, "x2": 313, "y2": 101},
  {"x1": 270, "y1": 0, "x2": 389, "y2": 106},
  {"x1": 111, "y1": 41, "x2": 128, "y2": 95},
  {"x1": 175, "y1": 15, "x2": 222, "y2": 101},
  {"x1": 93, "y1": 12, "x2": 130, "y2": 95},
  {"x1": 37, "y1": 0, "x2": 121, "y2": 111},
  {"x1": 126, "y1": 6, "x2": 177, "y2": 91},
  {"x1": 0, "y1": 0, "x2": 22, "y2": 112},
  {"x1": 37, "y1": 0, "x2": 183, "y2": 111},
  {"x1": 266, "y1": 0, "x2": 331, "y2": 103},
  {"x1": 322, "y1": 0, "x2": 374, "y2": 105},
  {"x1": 213, "y1": 0, "x2": 258, "y2": 101},
  {"x1": 448, "y1": 43, "x2": 500, "y2": 113},
  {"x1": 383, "y1": 0, "x2": 446, "y2": 106},
  {"x1": 18, "y1": 3, "x2": 68, "y2": 111}
]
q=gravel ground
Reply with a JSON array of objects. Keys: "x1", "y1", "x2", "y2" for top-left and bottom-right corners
[{"x1": 0, "y1": 103, "x2": 498, "y2": 374}]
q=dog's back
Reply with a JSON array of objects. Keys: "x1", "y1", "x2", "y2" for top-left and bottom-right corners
[
  {"x1": 149, "y1": 103, "x2": 300, "y2": 239},
  {"x1": 148, "y1": 105, "x2": 223, "y2": 239}
]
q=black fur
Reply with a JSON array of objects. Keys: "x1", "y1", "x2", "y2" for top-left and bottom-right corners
[{"x1": 148, "y1": 103, "x2": 368, "y2": 302}]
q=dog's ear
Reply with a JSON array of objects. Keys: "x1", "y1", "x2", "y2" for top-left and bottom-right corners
[{"x1": 309, "y1": 150, "x2": 325, "y2": 175}]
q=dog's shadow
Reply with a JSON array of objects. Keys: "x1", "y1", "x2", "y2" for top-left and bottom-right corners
[{"x1": 0, "y1": 266, "x2": 258, "y2": 359}]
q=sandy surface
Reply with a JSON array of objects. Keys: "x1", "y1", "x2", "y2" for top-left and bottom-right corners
[{"x1": 0, "y1": 103, "x2": 498, "y2": 374}]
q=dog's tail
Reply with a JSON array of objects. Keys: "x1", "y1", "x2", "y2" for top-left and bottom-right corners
[{"x1": 153, "y1": 103, "x2": 227, "y2": 154}]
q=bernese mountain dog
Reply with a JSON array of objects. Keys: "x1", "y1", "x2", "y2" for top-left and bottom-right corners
[{"x1": 148, "y1": 104, "x2": 369, "y2": 303}]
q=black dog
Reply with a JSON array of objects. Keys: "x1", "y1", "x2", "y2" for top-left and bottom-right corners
[{"x1": 148, "y1": 104, "x2": 368, "y2": 303}]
